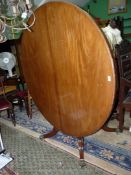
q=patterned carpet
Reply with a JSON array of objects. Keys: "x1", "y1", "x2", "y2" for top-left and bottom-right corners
[{"x1": 0, "y1": 104, "x2": 131, "y2": 175}]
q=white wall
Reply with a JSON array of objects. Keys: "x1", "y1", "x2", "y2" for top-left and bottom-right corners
[{"x1": 34, "y1": 0, "x2": 90, "y2": 7}]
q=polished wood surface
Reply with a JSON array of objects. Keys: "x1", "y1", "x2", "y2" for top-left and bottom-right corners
[{"x1": 20, "y1": 2, "x2": 116, "y2": 137}]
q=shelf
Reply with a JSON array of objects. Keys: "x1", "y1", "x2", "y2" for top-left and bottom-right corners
[
  {"x1": 124, "y1": 17, "x2": 131, "y2": 21},
  {"x1": 124, "y1": 25, "x2": 131, "y2": 28}
]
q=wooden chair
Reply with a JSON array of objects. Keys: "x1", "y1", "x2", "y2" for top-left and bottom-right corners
[
  {"x1": 5, "y1": 76, "x2": 32, "y2": 118},
  {"x1": 115, "y1": 40, "x2": 131, "y2": 132},
  {"x1": 16, "y1": 77, "x2": 32, "y2": 118},
  {"x1": 0, "y1": 76, "x2": 16, "y2": 126}
]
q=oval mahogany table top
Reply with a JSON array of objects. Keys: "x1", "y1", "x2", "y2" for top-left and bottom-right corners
[{"x1": 20, "y1": 2, "x2": 116, "y2": 137}]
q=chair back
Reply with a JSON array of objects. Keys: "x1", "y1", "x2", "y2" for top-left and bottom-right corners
[
  {"x1": 115, "y1": 40, "x2": 131, "y2": 81},
  {"x1": 114, "y1": 40, "x2": 131, "y2": 131}
]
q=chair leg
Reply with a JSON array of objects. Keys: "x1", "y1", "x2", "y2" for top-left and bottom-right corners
[
  {"x1": 18, "y1": 97, "x2": 24, "y2": 112},
  {"x1": 28, "y1": 96, "x2": 32, "y2": 119},
  {"x1": 24, "y1": 98, "x2": 32, "y2": 118},
  {"x1": 7, "y1": 110, "x2": 10, "y2": 118},
  {"x1": 24, "y1": 98, "x2": 28, "y2": 116},
  {"x1": 118, "y1": 107, "x2": 125, "y2": 132},
  {"x1": 10, "y1": 109, "x2": 16, "y2": 126},
  {"x1": 24, "y1": 91, "x2": 32, "y2": 118}
]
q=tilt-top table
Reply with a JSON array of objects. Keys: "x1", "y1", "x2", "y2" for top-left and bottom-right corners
[{"x1": 19, "y1": 1, "x2": 116, "y2": 160}]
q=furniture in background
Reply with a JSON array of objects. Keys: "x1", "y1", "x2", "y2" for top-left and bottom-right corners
[
  {"x1": 101, "y1": 19, "x2": 123, "y2": 52},
  {"x1": 0, "y1": 76, "x2": 16, "y2": 126},
  {"x1": 103, "y1": 40, "x2": 131, "y2": 133},
  {"x1": 5, "y1": 76, "x2": 32, "y2": 118},
  {"x1": 96, "y1": 16, "x2": 131, "y2": 41},
  {"x1": 16, "y1": 77, "x2": 32, "y2": 118},
  {"x1": 123, "y1": 17, "x2": 131, "y2": 40},
  {"x1": 0, "y1": 0, "x2": 36, "y2": 120},
  {"x1": 115, "y1": 39, "x2": 131, "y2": 132},
  {"x1": 0, "y1": 75, "x2": 32, "y2": 123}
]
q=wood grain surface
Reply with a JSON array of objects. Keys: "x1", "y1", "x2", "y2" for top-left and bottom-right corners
[{"x1": 20, "y1": 2, "x2": 116, "y2": 137}]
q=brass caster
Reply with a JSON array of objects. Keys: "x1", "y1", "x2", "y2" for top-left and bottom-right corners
[
  {"x1": 39, "y1": 134, "x2": 44, "y2": 140},
  {"x1": 79, "y1": 159, "x2": 86, "y2": 168},
  {"x1": 116, "y1": 128, "x2": 123, "y2": 134}
]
